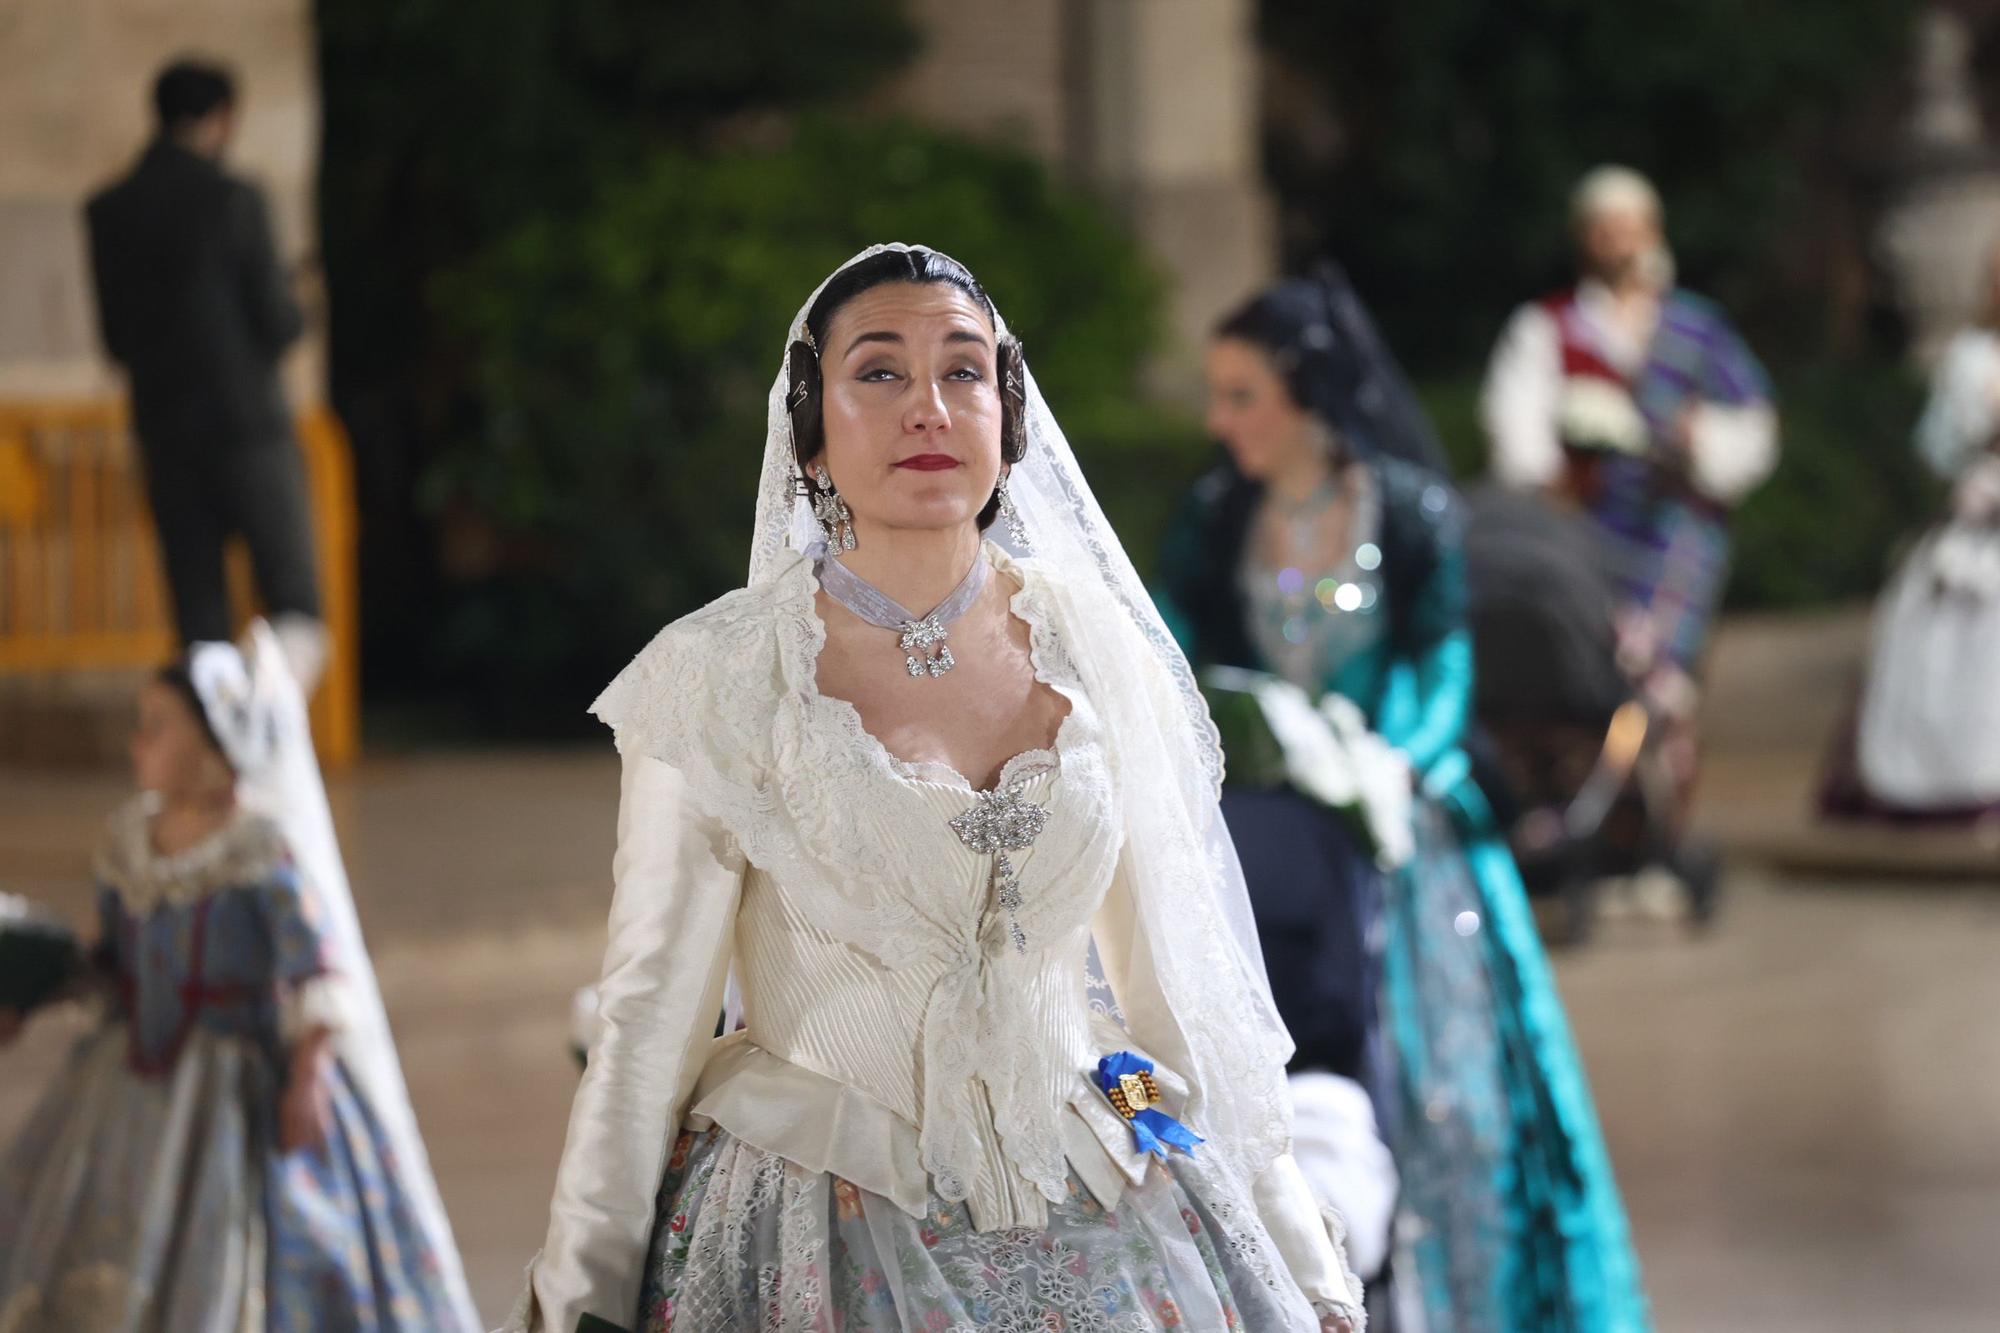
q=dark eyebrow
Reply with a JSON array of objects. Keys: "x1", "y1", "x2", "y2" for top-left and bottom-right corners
[
  {"x1": 844, "y1": 328, "x2": 993, "y2": 357},
  {"x1": 844, "y1": 330, "x2": 903, "y2": 357}
]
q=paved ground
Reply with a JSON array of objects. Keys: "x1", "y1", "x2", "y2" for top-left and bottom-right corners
[{"x1": 2, "y1": 609, "x2": 1995, "y2": 1329}]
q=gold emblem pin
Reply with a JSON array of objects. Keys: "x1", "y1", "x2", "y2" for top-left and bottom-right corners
[{"x1": 1109, "y1": 1070, "x2": 1161, "y2": 1119}]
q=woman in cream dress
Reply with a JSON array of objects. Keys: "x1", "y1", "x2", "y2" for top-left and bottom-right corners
[{"x1": 507, "y1": 246, "x2": 1365, "y2": 1333}]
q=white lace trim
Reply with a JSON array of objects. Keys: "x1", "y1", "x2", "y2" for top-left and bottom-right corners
[
  {"x1": 91, "y1": 797, "x2": 290, "y2": 910},
  {"x1": 278, "y1": 971, "x2": 355, "y2": 1042},
  {"x1": 1035, "y1": 568, "x2": 1297, "y2": 1174}
]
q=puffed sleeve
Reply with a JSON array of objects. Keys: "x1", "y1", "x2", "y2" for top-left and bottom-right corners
[
  {"x1": 1377, "y1": 473, "x2": 1472, "y2": 785},
  {"x1": 1481, "y1": 302, "x2": 1565, "y2": 490},
  {"x1": 509, "y1": 753, "x2": 746, "y2": 1333},
  {"x1": 259, "y1": 859, "x2": 357, "y2": 1045},
  {"x1": 1092, "y1": 850, "x2": 1366, "y2": 1327},
  {"x1": 1396, "y1": 628, "x2": 1474, "y2": 790}
]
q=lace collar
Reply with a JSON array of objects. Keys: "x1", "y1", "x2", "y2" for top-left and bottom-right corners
[
  {"x1": 93, "y1": 796, "x2": 290, "y2": 910},
  {"x1": 785, "y1": 540, "x2": 1095, "y2": 791},
  {"x1": 588, "y1": 539, "x2": 1113, "y2": 973}
]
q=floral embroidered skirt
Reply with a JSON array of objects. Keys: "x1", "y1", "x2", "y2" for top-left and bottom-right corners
[
  {"x1": 0, "y1": 1023, "x2": 464, "y2": 1333},
  {"x1": 637, "y1": 1128, "x2": 1325, "y2": 1332}
]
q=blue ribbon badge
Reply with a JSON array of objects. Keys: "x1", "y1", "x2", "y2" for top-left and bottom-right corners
[{"x1": 1094, "y1": 1052, "x2": 1203, "y2": 1159}]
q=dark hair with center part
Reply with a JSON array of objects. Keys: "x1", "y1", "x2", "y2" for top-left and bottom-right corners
[
  {"x1": 786, "y1": 248, "x2": 1029, "y2": 532},
  {"x1": 1214, "y1": 279, "x2": 1367, "y2": 446},
  {"x1": 153, "y1": 59, "x2": 236, "y2": 135},
  {"x1": 1213, "y1": 270, "x2": 1448, "y2": 473},
  {"x1": 155, "y1": 661, "x2": 231, "y2": 769}
]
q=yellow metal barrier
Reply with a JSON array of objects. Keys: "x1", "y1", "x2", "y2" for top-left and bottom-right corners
[{"x1": 0, "y1": 399, "x2": 360, "y2": 768}]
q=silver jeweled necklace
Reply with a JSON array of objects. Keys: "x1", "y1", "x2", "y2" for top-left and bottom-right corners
[{"x1": 815, "y1": 547, "x2": 991, "y2": 680}]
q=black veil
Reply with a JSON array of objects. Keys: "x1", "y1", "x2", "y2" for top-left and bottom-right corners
[{"x1": 1217, "y1": 262, "x2": 1450, "y2": 475}]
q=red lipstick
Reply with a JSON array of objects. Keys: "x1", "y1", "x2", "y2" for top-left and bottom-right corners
[{"x1": 895, "y1": 453, "x2": 960, "y2": 471}]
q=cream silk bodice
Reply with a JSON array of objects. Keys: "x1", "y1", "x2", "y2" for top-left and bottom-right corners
[
  {"x1": 510, "y1": 547, "x2": 1360, "y2": 1333},
  {"x1": 722, "y1": 731, "x2": 1133, "y2": 1220}
]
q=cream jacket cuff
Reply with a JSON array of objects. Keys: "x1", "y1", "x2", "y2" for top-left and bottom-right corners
[
  {"x1": 1256, "y1": 1149, "x2": 1368, "y2": 1327},
  {"x1": 277, "y1": 972, "x2": 354, "y2": 1044}
]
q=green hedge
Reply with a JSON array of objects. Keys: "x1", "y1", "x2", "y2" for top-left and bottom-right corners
[
  {"x1": 1259, "y1": 0, "x2": 1911, "y2": 368},
  {"x1": 424, "y1": 117, "x2": 1205, "y2": 723},
  {"x1": 1725, "y1": 359, "x2": 1934, "y2": 609}
]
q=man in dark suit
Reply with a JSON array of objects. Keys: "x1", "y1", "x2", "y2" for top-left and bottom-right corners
[{"x1": 86, "y1": 58, "x2": 326, "y2": 681}]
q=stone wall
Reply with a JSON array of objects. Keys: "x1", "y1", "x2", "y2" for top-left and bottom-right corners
[
  {"x1": 889, "y1": 0, "x2": 1273, "y2": 395},
  {"x1": 0, "y1": 0, "x2": 322, "y2": 404}
]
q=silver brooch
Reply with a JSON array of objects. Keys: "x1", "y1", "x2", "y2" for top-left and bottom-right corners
[
  {"x1": 950, "y1": 785, "x2": 1049, "y2": 953},
  {"x1": 899, "y1": 615, "x2": 955, "y2": 677}
]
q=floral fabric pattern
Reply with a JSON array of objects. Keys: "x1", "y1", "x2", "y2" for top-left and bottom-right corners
[{"x1": 637, "y1": 1129, "x2": 1318, "y2": 1332}]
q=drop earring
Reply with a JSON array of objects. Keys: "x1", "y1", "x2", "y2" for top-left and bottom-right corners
[
  {"x1": 811, "y1": 467, "x2": 856, "y2": 551},
  {"x1": 997, "y1": 472, "x2": 1031, "y2": 551}
]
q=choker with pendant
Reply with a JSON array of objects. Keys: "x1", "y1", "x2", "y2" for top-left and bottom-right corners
[{"x1": 815, "y1": 548, "x2": 990, "y2": 679}]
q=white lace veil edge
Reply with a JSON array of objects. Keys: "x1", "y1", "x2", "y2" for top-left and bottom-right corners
[
  {"x1": 230, "y1": 623, "x2": 482, "y2": 1326},
  {"x1": 748, "y1": 244, "x2": 1295, "y2": 1175}
]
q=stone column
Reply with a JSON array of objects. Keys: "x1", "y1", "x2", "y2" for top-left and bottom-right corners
[
  {"x1": 0, "y1": 0, "x2": 323, "y2": 404},
  {"x1": 1077, "y1": 0, "x2": 1273, "y2": 393},
  {"x1": 1878, "y1": 6, "x2": 2000, "y2": 365},
  {"x1": 891, "y1": 0, "x2": 1274, "y2": 396}
]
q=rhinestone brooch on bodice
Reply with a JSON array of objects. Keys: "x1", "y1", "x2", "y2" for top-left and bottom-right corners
[{"x1": 949, "y1": 783, "x2": 1050, "y2": 953}]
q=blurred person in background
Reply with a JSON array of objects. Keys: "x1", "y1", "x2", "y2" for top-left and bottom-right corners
[
  {"x1": 1823, "y1": 236, "x2": 2000, "y2": 821},
  {"x1": 1480, "y1": 167, "x2": 1776, "y2": 837},
  {"x1": 0, "y1": 624, "x2": 478, "y2": 1331},
  {"x1": 85, "y1": 58, "x2": 328, "y2": 688},
  {"x1": 1157, "y1": 272, "x2": 1649, "y2": 1333}
]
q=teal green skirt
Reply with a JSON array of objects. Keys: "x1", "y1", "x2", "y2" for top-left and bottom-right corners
[{"x1": 1382, "y1": 773, "x2": 1650, "y2": 1333}]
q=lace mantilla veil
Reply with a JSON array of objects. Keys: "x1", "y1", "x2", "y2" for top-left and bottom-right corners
[
  {"x1": 749, "y1": 244, "x2": 1298, "y2": 1182},
  {"x1": 224, "y1": 624, "x2": 481, "y2": 1326}
]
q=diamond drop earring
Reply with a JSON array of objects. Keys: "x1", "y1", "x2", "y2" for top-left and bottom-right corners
[
  {"x1": 811, "y1": 467, "x2": 856, "y2": 551},
  {"x1": 997, "y1": 472, "x2": 1031, "y2": 551}
]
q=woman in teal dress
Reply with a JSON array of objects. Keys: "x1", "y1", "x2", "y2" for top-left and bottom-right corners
[{"x1": 1156, "y1": 272, "x2": 1649, "y2": 1333}]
